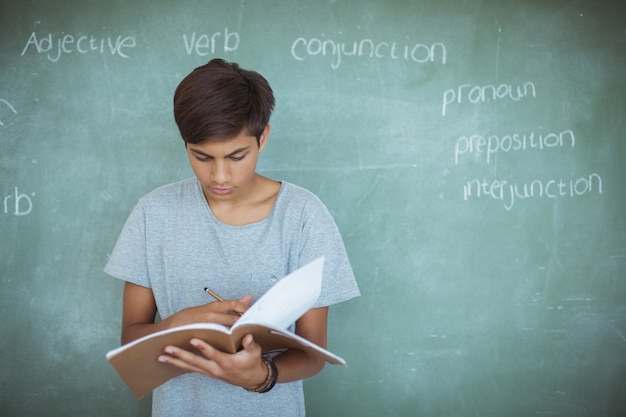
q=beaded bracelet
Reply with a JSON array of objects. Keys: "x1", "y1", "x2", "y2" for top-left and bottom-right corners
[{"x1": 245, "y1": 356, "x2": 278, "y2": 393}]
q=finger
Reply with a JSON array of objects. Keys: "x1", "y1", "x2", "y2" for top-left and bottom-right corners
[
  {"x1": 201, "y1": 302, "x2": 244, "y2": 326},
  {"x1": 190, "y1": 338, "x2": 220, "y2": 359},
  {"x1": 214, "y1": 304, "x2": 242, "y2": 323},
  {"x1": 157, "y1": 345, "x2": 214, "y2": 375},
  {"x1": 238, "y1": 294, "x2": 253, "y2": 304},
  {"x1": 241, "y1": 334, "x2": 262, "y2": 356},
  {"x1": 228, "y1": 298, "x2": 251, "y2": 317},
  {"x1": 157, "y1": 353, "x2": 205, "y2": 375},
  {"x1": 242, "y1": 334, "x2": 254, "y2": 348},
  {"x1": 189, "y1": 338, "x2": 235, "y2": 376}
]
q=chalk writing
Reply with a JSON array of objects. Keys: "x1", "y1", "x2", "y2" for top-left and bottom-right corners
[
  {"x1": 182, "y1": 29, "x2": 240, "y2": 56},
  {"x1": 463, "y1": 174, "x2": 603, "y2": 211},
  {"x1": 0, "y1": 99, "x2": 17, "y2": 127},
  {"x1": 3, "y1": 187, "x2": 34, "y2": 216},
  {"x1": 20, "y1": 32, "x2": 136, "y2": 62},
  {"x1": 291, "y1": 36, "x2": 446, "y2": 69},
  {"x1": 454, "y1": 129, "x2": 575, "y2": 165},
  {"x1": 442, "y1": 81, "x2": 536, "y2": 116}
]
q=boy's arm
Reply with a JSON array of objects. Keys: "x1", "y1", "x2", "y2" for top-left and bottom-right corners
[
  {"x1": 120, "y1": 281, "x2": 251, "y2": 344},
  {"x1": 273, "y1": 306, "x2": 328, "y2": 382},
  {"x1": 120, "y1": 282, "x2": 158, "y2": 344}
]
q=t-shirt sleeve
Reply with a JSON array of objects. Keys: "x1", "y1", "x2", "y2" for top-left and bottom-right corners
[
  {"x1": 297, "y1": 198, "x2": 360, "y2": 308},
  {"x1": 104, "y1": 200, "x2": 151, "y2": 288}
]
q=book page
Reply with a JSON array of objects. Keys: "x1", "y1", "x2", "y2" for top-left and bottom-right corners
[
  {"x1": 236, "y1": 257, "x2": 324, "y2": 329},
  {"x1": 105, "y1": 322, "x2": 231, "y2": 359}
]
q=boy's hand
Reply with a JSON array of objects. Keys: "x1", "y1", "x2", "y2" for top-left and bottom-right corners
[
  {"x1": 157, "y1": 334, "x2": 268, "y2": 389},
  {"x1": 169, "y1": 294, "x2": 252, "y2": 328}
]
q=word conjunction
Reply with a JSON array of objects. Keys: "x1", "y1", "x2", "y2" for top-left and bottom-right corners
[{"x1": 291, "y1": 35, "x2": 446, "y2": 69}]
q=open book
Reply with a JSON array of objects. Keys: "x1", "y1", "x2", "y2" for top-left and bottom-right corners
[{"x1": 106, "y1": 257, "x2": 346, "y2": 399}]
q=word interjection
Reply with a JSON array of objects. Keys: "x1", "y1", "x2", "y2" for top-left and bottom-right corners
[
  {"x1": 21, "y1": 32, "x2": 137, "y2": 62},
  {"x1": 463, "y1": 174, "x2": 603, "y2": 211}
]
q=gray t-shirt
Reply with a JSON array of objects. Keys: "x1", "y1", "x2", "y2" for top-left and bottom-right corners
[{"x1": 105, "y1": 178, "x2": 360, "y2": 417}]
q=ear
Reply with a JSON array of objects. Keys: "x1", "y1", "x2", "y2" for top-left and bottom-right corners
[{"x1": 258, "y1": 124, "x2": 270, "y2": 152}]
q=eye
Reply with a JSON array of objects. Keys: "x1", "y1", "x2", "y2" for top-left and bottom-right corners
[{"x1": 230, "y1": 154, "x2": 246, "y2": 162}]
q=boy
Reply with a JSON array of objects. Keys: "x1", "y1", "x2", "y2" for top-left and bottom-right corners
[{"x1": 104, "y1": 59, "x2": 360, "y2": 417}]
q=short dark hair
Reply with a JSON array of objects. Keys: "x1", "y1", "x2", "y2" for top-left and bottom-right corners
[{"x1": 173, "y1": 59, "x2": 275, "y2": 144}]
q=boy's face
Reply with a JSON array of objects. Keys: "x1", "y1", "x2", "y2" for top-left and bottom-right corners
[{"x1": 185, "y1": 126, "x2": 269, "y2": 204}]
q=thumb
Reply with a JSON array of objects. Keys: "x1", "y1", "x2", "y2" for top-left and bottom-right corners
[
  {"x1": 238, "y1": 294, "x2": 253, "y2": 305},
  {"x1": 242, "y1": 334, "x2": 262, "y2": 353}
]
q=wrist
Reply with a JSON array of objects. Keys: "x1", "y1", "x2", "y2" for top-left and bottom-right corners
[{"x1": 244, "y1": 356, "x2": 278, "y2": 393}]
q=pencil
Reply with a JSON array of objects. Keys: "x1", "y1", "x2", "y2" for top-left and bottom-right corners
[
  {"x1": 204, "y1": 287, "x2": 224, "y2": 302},
  {"x1": 204, "y1": 288, "x2": 243, "y2": 316}
]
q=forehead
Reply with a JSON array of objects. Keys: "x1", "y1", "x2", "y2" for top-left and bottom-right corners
[{"x1": 188, "y1": 133, "x2": 257, "y2": 155}]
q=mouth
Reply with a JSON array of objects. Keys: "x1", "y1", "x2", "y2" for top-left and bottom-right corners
[{"x1": 210, "y1": 187, "x2": 233, "y2": 196}]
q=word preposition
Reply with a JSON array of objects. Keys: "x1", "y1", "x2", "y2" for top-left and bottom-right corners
[{"x1": 454, "y1": 129, "x2": 575, "y2": 165}]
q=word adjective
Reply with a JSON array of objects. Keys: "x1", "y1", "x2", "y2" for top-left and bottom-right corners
[
  {"x1": 463, "y1": 173, "x2": 602, "y2": 211},
  {"x1": 182, "y1": 29, "x2": 240, "y2": 56},
  {"x1": 442, "y1": 81, "x2": 536, "y2": 116},
  {"x1": 21, "y1": 32, "x2": 137, "y2": 63},
  {"x1": 3, "y1": 187, "x2": 34, "y2": 216},
  {"x1": 291, "y1": 36, "x2": 446, "y2": 69},
  {"x1": 0, "y1": 99, "x2": 17, "y2": 127},
  {"x1": 454, "y1": 129, "x2": 575, "y2": 165}
]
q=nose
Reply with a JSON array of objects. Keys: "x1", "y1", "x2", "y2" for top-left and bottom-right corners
[{"x1": 211, "y1": 160, "x2": 231, "y2": 184}]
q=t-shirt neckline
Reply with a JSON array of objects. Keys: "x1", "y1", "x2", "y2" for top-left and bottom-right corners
[{"x1": 194, "y1": 178, "x2": 285, "y2": 229}]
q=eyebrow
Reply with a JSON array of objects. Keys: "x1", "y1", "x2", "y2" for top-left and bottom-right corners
[{"x1": 189, "y1": 146, "x2": 251, "y2": 159}]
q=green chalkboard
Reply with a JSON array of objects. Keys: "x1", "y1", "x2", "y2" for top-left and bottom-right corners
[{"x1": 1, "y1": 0, "x2": 625, "y2": 416}]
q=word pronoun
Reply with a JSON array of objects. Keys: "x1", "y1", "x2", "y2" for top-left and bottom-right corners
[
  {"x1": 291, "y1": 36, "x2": 446, "y2": 69},
  {"x1": 3, "y1": 187, "x2": 34, "y2": 216},
  {"x1": 442, "y1": 81, "x2": 536, "y2": 116},
  {"x1": 21, "y1": 32, "x2": 137, "y2": 62},
  {"x1": 182, "y1": 28, "x2": 240, "y2": 56}
]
